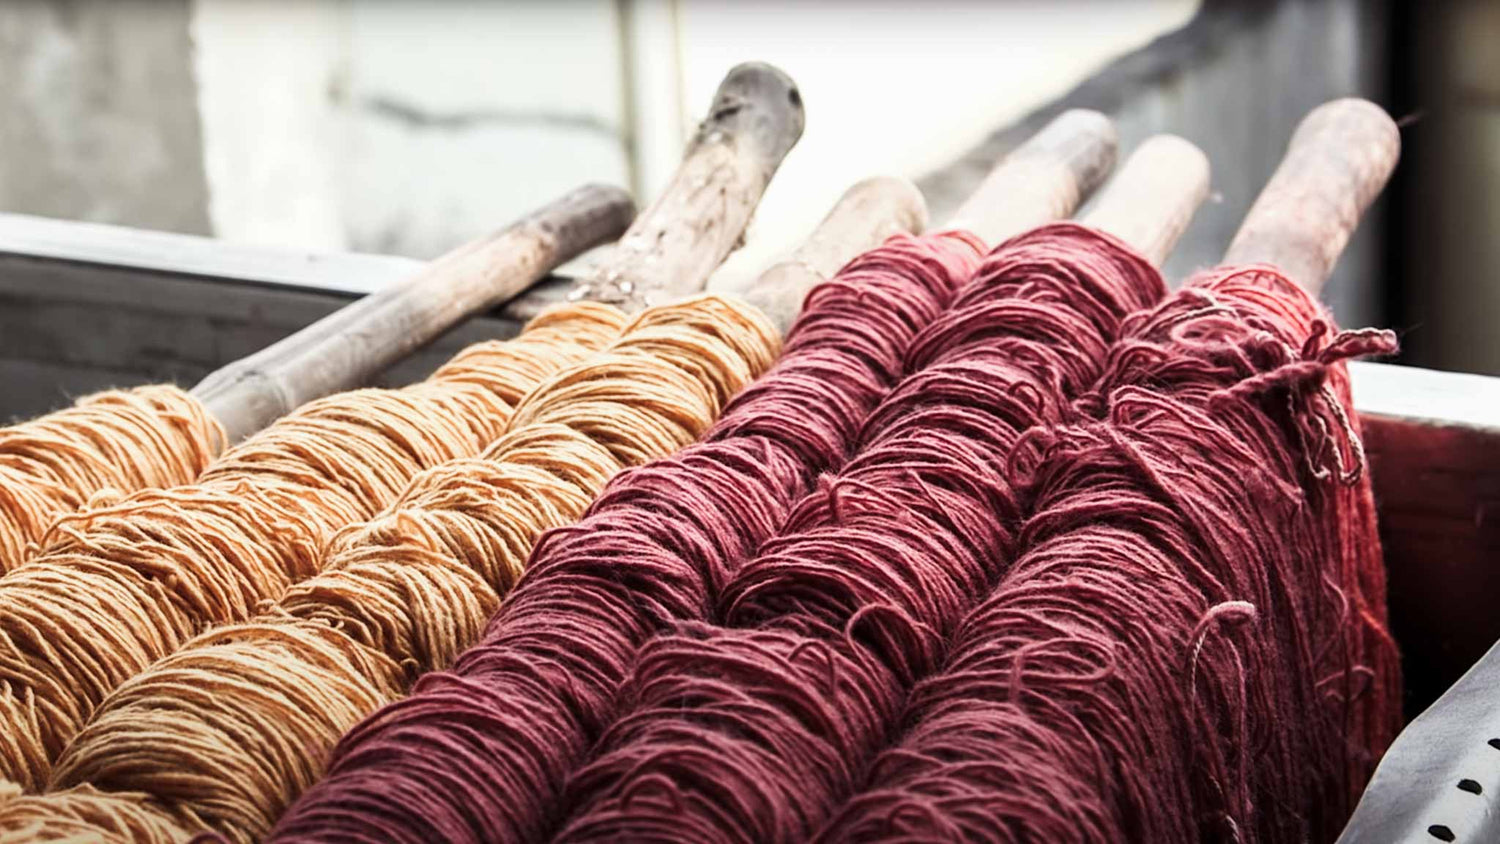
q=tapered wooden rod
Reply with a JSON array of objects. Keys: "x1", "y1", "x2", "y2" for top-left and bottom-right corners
[
  {"x1": 193, "y1": 184, "x2": 634, "y2": 443},
  {"x1": 1222, "y1": 98, "x2": 1400, "y2": 294},
  {"x1": 740, "y1": 176, "x2": 927, "y2": 335},
  {"x1": 946, "y1": 108, "x2": 1119, "y2": 246},
  {"x1": 1080, "y1": 134, "x2": 1211, "y2": 267},
  {"x1": 569, "y1": 61, "x2": 807, "y2": 313}
]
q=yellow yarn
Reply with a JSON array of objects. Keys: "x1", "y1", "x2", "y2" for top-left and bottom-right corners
[
  {"x1": 36, "y1": 294, "x2": 780, "y2": 843},
  {"x1": 0, "y1": 302, "x2": 626, "y2": 792},
  {"x1": 0, "y1": 386, "x2": 225, "y2": 573},
  {"x1": 0, "y1": 780, "x2": 181, "y2": 844}
]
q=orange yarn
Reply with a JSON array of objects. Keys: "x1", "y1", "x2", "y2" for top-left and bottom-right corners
[
  {"x1": 0, "y1": 386, "x2": 225, "y2": 573},
  {"x1": 0, "y1": 302, "x2": 626, "y2": 792},
  {"x1": 31, "y1": 295, "x2": 780, "y2": 842}
]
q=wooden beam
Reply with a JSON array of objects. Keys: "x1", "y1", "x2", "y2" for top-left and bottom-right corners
[
  {"x1": 191, "y1": 184, "x2": 634, "y2": 442},
  {"x1": 738, "y1": 176, "x2": 926, "y2": 335},
  {"x1": 1223, "y1": 98, "x2": 1401, "y2": 296},
  {"x1": 1079, "y1": 134, "x2": 1211, "y2": 266},
  {"x1": 946, "y1": 109, "x2": 1118, "y2": 245}
]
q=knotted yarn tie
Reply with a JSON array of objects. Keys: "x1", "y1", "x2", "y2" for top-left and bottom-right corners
[{"x1": 1209, "y1": 320, "x2": 1397, "y2": 484}]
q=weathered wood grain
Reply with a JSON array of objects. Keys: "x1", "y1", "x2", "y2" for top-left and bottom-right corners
[
  {"x1": 946, "y1": 109, "x2": 1118, "y2": 246},
  {"x1": 192, "y1": 184, "x2": 633, "y2": 441},
  {"x1": 1080, "y1": 134, "x2": 1211, "y2": 266}
]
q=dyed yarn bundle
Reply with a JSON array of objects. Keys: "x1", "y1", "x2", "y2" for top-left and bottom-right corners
[
  {"x1": 0, "y1": 386, "x2": 225, "y2": 573},
  {"x1": 540, "y1": 223, "x2": 1164, "y2": 842},
  {"x1": 0, "y1": 782, "x2": 182, "y2": 844},
  {"x1": 28, "y1": 294, "x2": 778, "y2": 843},
  {"x1": 815, "y1": 266, "x2": 1398, "y2": 842},
  {"x1": 0, "y1": 302, "x2": 627, "y2": 791},
  {"x1": 270, "y1": 231, "x2": 986, "y2": 843}
]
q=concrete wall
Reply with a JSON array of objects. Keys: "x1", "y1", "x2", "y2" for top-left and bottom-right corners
[
  {"x1": 191, "y1": 0, "x2": 633, "y2": 258},
  {"x1": 0, "y1": 0, "x2": 1197, "y2": 264},
  {"x1": 0, "y1": 0, "x2": 210, "y2": 235}
]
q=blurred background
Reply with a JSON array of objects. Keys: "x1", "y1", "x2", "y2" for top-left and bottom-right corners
[{"x1": 0, "y1": 0, "x2": 1495, "y2": 418}]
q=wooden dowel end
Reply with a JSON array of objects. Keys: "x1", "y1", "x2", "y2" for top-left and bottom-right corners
[
  {"x1": 569, "y1": 61, "x2": 807, "y2": 312},
  {"x1": 740, "y1": 176, "x2": 927, "y2": 335},
  {"x1": 1080, "y1": 134, "x2": 1211, "y2": 267},
  {"x1": 946, "y1": 109, "x2": 1118, "y2": 246},
  {"x1": 1222, "y1": 98, "x2": 1400, "y2": 295}
]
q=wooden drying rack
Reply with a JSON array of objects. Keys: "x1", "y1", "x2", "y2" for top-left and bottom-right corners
[{"x1": 0, "y1": 210, "x2": 1495, "y2": 717}]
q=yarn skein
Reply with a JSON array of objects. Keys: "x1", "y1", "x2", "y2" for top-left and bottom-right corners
[
  {"x1": 543, "y1": 223, "x2": 1165, "y2": 843},
  {"x1": 0, "y1": 386, "x2": 226, "y2": 573},
  {"x1": 33, "y1": 294, "x2": 779, "y2": 844},
  {"x1": 0, "y1": 781, "x2": 182, "y2": 844},
  {"x1": 813, "y1": 264, "x2": 1398, "y2": 843},
  {"x1": 268, "y1": 231, "x2": 986, "y2": 844},
  {"x1": 0, "y1": 302, "x2": 627, "y2": 792}
]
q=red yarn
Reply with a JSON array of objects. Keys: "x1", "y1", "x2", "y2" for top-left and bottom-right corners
[
  {"x1": 271, "y1": 233, "x2": 1398, "y2": 844},
  {"x1": 269, "y1": 232, "x2": 985, "y2": 843},
  {"x1": 815, "y1": 265, "x2": 1399, "y2": 843},
  {"x1": 548, "y1": 224, "x2": 1165, "y2": 842}
]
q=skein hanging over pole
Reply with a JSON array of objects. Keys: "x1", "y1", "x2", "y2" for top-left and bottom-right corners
[
  {"x1": 0, "y1": 61, "x2": 806, "y2": 798},
  {"x1": 32, "y1": 172, "x2": 928, "y2": 844},
  {"x1": 815, "y1": 100, "x2": 1401, "y2": 844},
  {"x1": 268, "y1": 109, "x2": 1128, "y2": 844},
  {"x1": 0, "y1": 188, "x2": 633, "y2": 579},
  {"x1": 536, "y1": 136, "x2": 1207, "y2": 844},
  {"x1": 1207, "y1": 96, "x2": 1404, "y2": 824}
]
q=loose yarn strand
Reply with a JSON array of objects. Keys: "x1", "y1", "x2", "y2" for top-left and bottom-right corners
[
  {"x1": 0, "y1": 302, "x2": 626, "y2": 792},
  {"x1": 268, "y1": 231, "x2": 986, "y2": 844}
]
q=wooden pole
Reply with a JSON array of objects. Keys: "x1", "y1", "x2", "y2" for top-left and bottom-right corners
[
  {"x1": 1222, "y1": 98, "x2": 1400, "y2": 294},
  {"x1": 569, "y1": 61, "x2": 807, "y2": 312},
  {"x1": 194, "y1": 61, "x2": 809, "y2": 444},
  {"x1": 192, "y1": 184, "x2": 634, "y2": 443},
  {"x1": 1079, "y1": 134, "x2": 1211, "y2": 267},
  {"x1": 945, "y1": 109, "x2": 1119, "y2": 246},
  {"x1": 740, "y1": 176, "x2": 926, "y2": 336}
]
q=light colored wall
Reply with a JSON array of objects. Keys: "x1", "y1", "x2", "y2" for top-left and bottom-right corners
[
  {"x1": 0, "y1": 0, "x2": 210, "y2": 235},
  {"x1": 0, "y1": 0, "x2": 1197, "y2": 268},
  {"x1": 187, "y1": 0, "x2": 1195, "y2": 267},
  {"x1": 191, "y1": 0, "x2": 631, "y2": 258}
]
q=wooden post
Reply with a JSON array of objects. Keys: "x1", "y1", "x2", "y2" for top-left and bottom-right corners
[
  {"x1": 194, "y1": 62, "x2": 809, "y2": 444},
  {"x1": 569, "y1": 61, "x2": 807, "y2": 312},
  {"x1": 945, "y1": 109, "x2": 1119, "y2": 246},
  {"x1": 192, "y1": 184, "x2": 634, "y2": 443},
  {"x1": 1222, "y1": 98, "x2": 1400, "y2": 294},
  {"x1": 1079, "y1": 134, "x2": 1211, "y2": 267},
  {"x1": 740, "y1": 177, "x2": 926, "y2": 335}
]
